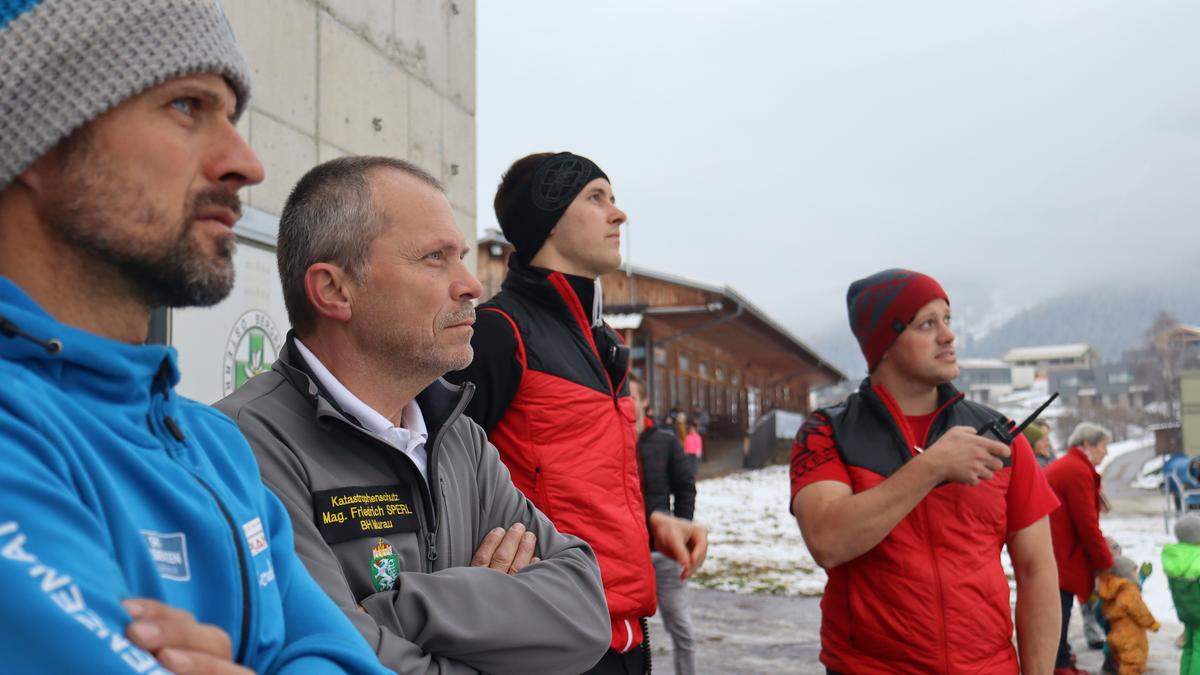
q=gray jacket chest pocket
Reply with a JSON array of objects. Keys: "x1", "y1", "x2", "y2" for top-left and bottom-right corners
[
  {"x1": 335, "y1": 532, "x2": 425, "y2": 597},
  {"x1": 311, "y1": 484, "x2": 426, "y2": 596}
]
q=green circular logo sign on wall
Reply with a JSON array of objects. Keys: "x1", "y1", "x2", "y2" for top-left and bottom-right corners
[{"x1": 222, "y1": 310, "x2": 283, "y2": 396}]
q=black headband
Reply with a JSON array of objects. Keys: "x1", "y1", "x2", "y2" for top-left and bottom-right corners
[{"x1": 499, "y1": 152, "x2": 609, "y2": 266}]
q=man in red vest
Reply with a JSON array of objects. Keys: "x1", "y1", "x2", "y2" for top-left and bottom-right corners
[
  {"x1": 448, "y1": 152, "x2": 707, "y2": 674},
  {"x1": 790, "y1": 269, "x2": 1061, "y2": 674}
]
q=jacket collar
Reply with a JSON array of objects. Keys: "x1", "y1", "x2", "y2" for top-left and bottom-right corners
[
  {"x1": 1067, "y1": 445, "x2": 1102, "y2": 479},
  {"x1": 858, "y1": 377, "x2": 965, "y2": 450},
  {"x1": 0, "y1": 276, "x2": 179, "y2": 414},
  {"x1": 273, "y1": 331, "x2": 473, "y2": 442},
  {"x1": 501, "y1": 257, "x2": 598, "y2": 323}
]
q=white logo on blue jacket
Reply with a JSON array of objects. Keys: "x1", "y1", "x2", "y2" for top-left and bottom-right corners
[{"x1": 141, "y1": 530, "x2": 190, "y2": 582}]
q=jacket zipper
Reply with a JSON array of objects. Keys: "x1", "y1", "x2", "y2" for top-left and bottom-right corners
[
  {"x1": 533, "y1": 466, "x2": 544, "y2": 503},
  {"x1": 546, "y1": 273, "x2": 644, "y2": 528},
  {"x1": 327, "y1": 387, "x2": 470, "y2": 573},
  {"x1": 151, "y1": 406, "x2": 252, "y2": 665},
  {"x1": 870, "y1": 384, "x2": 961, "y2": 671},
  {"x1": 918, "y1": 393, "x2": 959, "y2": 673},
  {"x1": 425, "y1": 423, "x2": 444, "y2": 572},
  {"x1": 921, "y1": 501, "x2": 951, "y2": 673},
  {"x1": 921, "y1": 393, "x2": 965, "y2": 450},
  {"x1": 333, "y1": 420, "x2": 440, "y2": 571}
]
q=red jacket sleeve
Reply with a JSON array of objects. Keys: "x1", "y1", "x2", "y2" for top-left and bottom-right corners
[
  {"x1": 1061, "y1": 463, "x2": 1114, "y2": 571},
  {"x1": 789, "y1": 412, "x2": 850, "y2": 513},
  {"x1": 1005, "y1": 434, "x2": 1060, "y2": 533}
]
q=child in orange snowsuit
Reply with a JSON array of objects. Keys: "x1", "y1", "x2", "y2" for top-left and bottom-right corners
[{"x1": 1097, "y1": 556, "x2": 1160, "y2": 675}]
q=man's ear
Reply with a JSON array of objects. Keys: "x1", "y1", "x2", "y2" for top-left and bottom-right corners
[{"x1": 304, "y1": 263, "x2": 354, "y2": 324}]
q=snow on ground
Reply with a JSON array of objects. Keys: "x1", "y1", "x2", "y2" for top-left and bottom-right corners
[{"x1": 690, "y1": 465, "x2": 827, "y2": 596}]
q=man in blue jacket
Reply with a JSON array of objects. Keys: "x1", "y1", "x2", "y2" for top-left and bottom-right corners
[{"x1": 0, "y1": 2, "x2": 390, "y2": 673}]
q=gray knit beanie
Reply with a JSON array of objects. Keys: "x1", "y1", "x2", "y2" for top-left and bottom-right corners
[
  {"x1": 1177, "y1": 514, "x2": 1200, "y2": 545},
  {"x1": 0, "y1": 0, "x2": 251, "y2": 190},
  {"x1": 1111, "y1": 555, "x2": 1138, "y2": 583}
]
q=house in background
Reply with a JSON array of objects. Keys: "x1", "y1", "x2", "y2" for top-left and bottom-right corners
[
  {"x1": 1049, "y1": 361, "x2": 1153, "y2": 409},
  {"x1": 1154, "y1": 325, "x2": 1200, "y2": 359},
  {"x1": 1003, "y1": 343, "x2": 1099, "y2": 376},
  {"x1": 955, "y1": 358, "x2": 1036, "y2": 404}
]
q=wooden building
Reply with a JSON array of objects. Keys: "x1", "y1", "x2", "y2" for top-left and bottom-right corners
[{"x1": 475, "y1": 230, "x2": 844, "y2": 435}]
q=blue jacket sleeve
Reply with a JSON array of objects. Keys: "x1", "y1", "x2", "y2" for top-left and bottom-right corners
[
  {"x1": 0, "y1": 403, "x2": 169, "y2": 674},
  {"x1": 255, "y1": 481, "x2": 393, "y2": 675}
]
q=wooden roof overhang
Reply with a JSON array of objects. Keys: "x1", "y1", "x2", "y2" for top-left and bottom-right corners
[{"x1": 634, "y1": 305, "x2": 843, "y2": 387}]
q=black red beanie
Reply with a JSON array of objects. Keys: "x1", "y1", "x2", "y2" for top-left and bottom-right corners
[
  {"x1": 497, "y1": 152, "x2": 608, "y2": 266},
  {"x1": 846, "y1": 269, "x2": 949, "y2": 371}
]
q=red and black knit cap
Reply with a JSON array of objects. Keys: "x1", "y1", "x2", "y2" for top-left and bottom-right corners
[{"x1": 846, "y1": 269, "x2": 949, "y2": 371}]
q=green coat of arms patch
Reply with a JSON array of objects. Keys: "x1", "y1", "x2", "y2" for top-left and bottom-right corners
[{"x1": 371, "y1": 538, "x2": 400, "y2": 592}]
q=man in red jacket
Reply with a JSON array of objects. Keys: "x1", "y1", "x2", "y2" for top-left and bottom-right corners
[
  {"x1": 790, "y1": 269, "x2": 1062, "y2": 674},
  {"x1": 1044, "y1": 422, "x2": 1115, "y2": 674},
  {"x1": 447, "y1": 152, "x2": 707, "y2": 674}
]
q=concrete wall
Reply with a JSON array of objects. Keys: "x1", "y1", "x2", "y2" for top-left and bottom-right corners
[
  {"x1": 221, "y1": 0, "x2": 477, "y2": 267},
  {"x1": 169, "y1": 1, "x2": 475, "y2": 404}
]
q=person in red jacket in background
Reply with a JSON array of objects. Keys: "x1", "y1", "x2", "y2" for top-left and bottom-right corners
[
  {"x1": 790, "y1": 269, "x2": 1062, "y2": 674},
  {"x1": 1044, "y1": 422, "x2": 1116, "y2": 674},
  {"x1": 447, "y1": 152, "x2": 707, "y2": 674}
]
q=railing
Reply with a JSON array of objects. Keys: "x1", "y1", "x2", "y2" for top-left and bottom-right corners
[{"x1": 744, "y1": 409, "x2": 806, "y2": 469}]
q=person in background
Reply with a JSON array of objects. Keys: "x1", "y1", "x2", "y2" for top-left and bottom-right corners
[
  {"x1": 630, "y1": 374, "x2": 698, "y2": 675},
  {"x1": 1044, "y1": 422, "x2": 1115, "y2": 674},
  {"x1": 1079, "y1": 537, "x2": 1119, "y2": 651},
  {"x1": 1025, "y1": 422, "x2": 1054, "y2": 469},
  {"x1": 696, "y1": 408, "x2": 711, "y2": 436},
  {"x1": 1163, "y1": 514, "x2": 1200, "y2": 673},
  {"x1": 683, "y1": 421, "x2": 704, "y2": 473},
  {"x1": 1091, "y1": 538, "x2": 1153, "y2": 674},
  {"x1": 675, "y1": 408, "x2": 689, "y2": 442},
  {"x1": 0, "y1": 2, "x2": 388, "y2": 672},
  {"x1": 1038, "y1": 420, "x2": 1055, "y2": 450},
  {"x1": 1096, "y1": 557, "x2": 1159, "y2": 675}
]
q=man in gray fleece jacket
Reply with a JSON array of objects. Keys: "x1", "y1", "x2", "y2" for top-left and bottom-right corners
[{"x1": 217, "y1": 156, "x2": 610, "y2": 674}]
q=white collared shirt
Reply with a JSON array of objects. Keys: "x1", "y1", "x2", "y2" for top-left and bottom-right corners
[{"x1": 293, "y1": 339, "x2": 430, "y2": 483}]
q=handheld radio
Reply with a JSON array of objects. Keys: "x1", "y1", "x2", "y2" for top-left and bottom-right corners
[{"x1": 975, "y1": 392, "x2": 1059, "y2": 467}]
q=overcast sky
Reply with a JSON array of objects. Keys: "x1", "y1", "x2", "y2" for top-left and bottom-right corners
[{"x1": 477, "y1": 1, "x2": 1199, "y2": 350}]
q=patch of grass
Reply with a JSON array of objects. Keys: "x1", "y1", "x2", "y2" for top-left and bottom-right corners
[{"x1": 690, "y1": 558, "x2": 820, "y2": 596}]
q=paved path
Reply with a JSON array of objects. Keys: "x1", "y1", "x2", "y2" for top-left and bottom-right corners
[
  {"x1": 1104, "y1": 446, "x2": 1161, "y2": 513},
  {"x1": 694, "y1": 438, "x2": 745, "y2": 481},
  {"x1": 649, "y1": 585, "x2": 1183, "y2": 674},
  {"x1": 647, "y1": 588, "x2": 822, "y2": 674}
]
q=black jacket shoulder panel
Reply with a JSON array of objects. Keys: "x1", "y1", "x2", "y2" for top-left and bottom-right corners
[
  {"x1": 485, "y1": 281, "x2": 615, "y2": 398},
  {"x1": 819, "y1": 385, "x2": 1006, "y2": 479}
]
